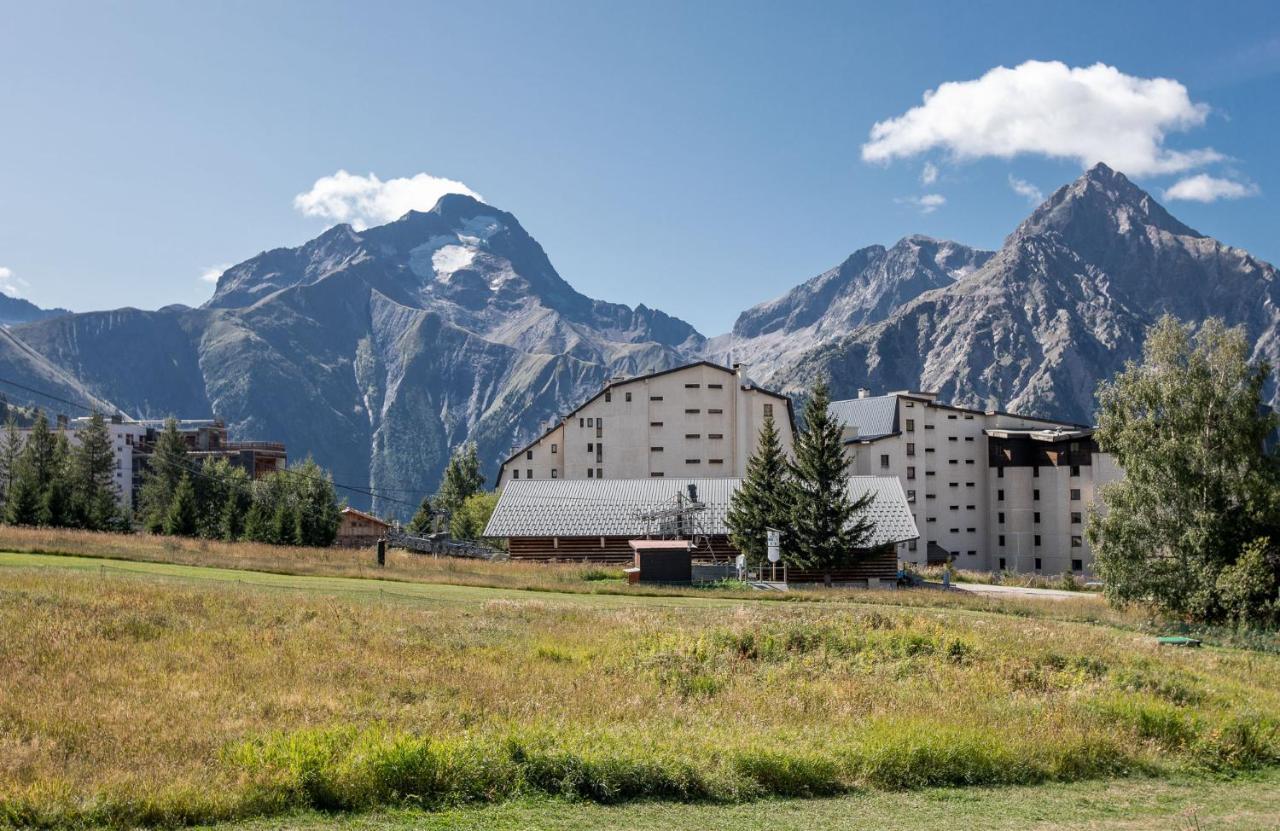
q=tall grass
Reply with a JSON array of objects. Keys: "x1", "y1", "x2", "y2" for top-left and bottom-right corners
[{"x1": 0, "y1": 566, "x2": 1277, "y2": 828}]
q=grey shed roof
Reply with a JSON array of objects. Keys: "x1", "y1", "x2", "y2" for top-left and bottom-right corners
[
  {"x1": 484, "y1": 476, "x2": 918, "y2": 547},
  {"x1": 828, "y1": 395, "x2": 900, "y2": 441}
]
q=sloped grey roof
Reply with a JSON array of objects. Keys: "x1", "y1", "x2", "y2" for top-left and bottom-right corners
[
  {"x1": 828, "y1": 395, "x2": 899, "y2": 441},
  {"x1": 485, "y1": 476, "x2": 918, "y2": 547}
]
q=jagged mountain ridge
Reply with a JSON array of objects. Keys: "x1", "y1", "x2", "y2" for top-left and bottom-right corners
[
  {"x1": 769, "y1": 164, "x2": 1280, "y2": 422},
  {"x1": 704, "y1": 235, "x2": 993, "y2": 378},
  {"x1": 12, "y1": 196, "x2": 703, "y2": 516},
  {"x1": 0, "y1": 292, "x2": 69, "y2": 327}
]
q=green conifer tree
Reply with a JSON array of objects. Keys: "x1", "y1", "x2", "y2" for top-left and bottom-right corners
[
  {"x1": 0, "y1": 417, "x2": 24, "y2": 511},
  {"x1": 8, "y1": 413, "x2": 57, "y2": 526},
  {"x1": 139, "y1": 418, "x2": 189, "y2": 533},
  {"x1": 289, "y1": 457, "x2": 342, "y2": 547},
  {"x1": 788, "y1": 380, "x2": 874, "y2": 585},
  {"x1": 726, "y1": 414, "x2": 792, "y2": 563},
  {"x1": 69, "y1": 412, "x2": 119, "y2": 531},
  {"x1": 242, "y1": 496, "x2": 272, "y2": 543},
  {"x1": 407, "y1": 496, "x2": 436, "y2": 535},
  {"x1": 435, "y1": 442, "x2": 484, "y2": 523},
  {"x1": 162, "y1": 473, "x2": 199, "y2": 537}
]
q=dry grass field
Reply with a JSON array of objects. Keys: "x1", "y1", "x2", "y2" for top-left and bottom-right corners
[{"x1": 1, "y1": 539, "x2": 1278, "y2": 830}]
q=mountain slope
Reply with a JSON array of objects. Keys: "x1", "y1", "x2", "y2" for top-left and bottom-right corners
[
  {"x1": 772, "y1": 164, "x2": 1280, "y2": 422},
  {"x1": 0, "y1": 292, "x2": 69, "y2": 327},
  {"x1": 705, "y1": 236, "x2": 992, "y2": 378},
  {"x1": 14, "y1": 196, "x2": 703, "y2": 515}
]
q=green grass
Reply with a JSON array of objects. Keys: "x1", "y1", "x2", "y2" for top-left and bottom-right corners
[
  {"x1": 1, "y1": 548, "x2": 1278, "y2": 829},
  {"x1": 205, "y1": 771, "x2": 1280, "y2": 830}
]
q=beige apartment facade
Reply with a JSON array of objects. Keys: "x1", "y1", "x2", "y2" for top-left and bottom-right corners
[
  {"x1": 497, "y1": 362, "x2": 794, "y2": 486},
  {"x1": 832, "y1": 390, "x2": 1121, "y2": 576}
]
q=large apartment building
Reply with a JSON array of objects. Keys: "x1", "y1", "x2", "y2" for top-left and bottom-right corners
[
  {"x1": 497, "y1": 362, "x2": 794, "y2": 486},
  {"x1": 832, "y1": 390, "x2": 1121, "y2": 575}
]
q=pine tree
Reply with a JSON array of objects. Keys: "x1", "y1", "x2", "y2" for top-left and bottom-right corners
[
  {"x1": 726, "y1": 414, "x2": 792, "y2": 563},
  {"x1": 435, "y1": 442, "x2": 484, "y2": 523},
  {"x1": 289, "y1": 457, "x2": 342, "y2": 547},
  {"x1": 407, "y1": 496, "x2": 436, "y2": 535},
  {"x1": 138, "y1": 417, "x2": 188, "y2": 533},
  {"x1": 242, "y1": 496, "x2": 272, "y2": 543},
  {"x1": 162, "y1": 473, "x2": 199, "y2": 537},
  {"x1": 69, "y1": 412, "x2": 119, "y2": 531},
  {"x1": 219, "y1": 489, "x2": 244, "y2": 541},
  {"x1": 0, "y1": 417, "x2": 23, "y2": 511},
  {"x1": 272, "y1": 500, "x2": 298, "y2": 546},
  {"x1": 8, "y1": 413, "x2": 58, "y2": 526},
  {"x1": 788, "y1": 380, "x2": 874, "y2": 585},
  {"x1": 37, "y1": 432, "x2": 73, "y2": 527}
]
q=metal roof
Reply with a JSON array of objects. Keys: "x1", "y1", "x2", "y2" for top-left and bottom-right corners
[
  {"x1": 828, "y1": 395, "x2": 900, "y2": 441},
  {"x1": 484, "y1": 476, "x2": 918, "y2": 547}
]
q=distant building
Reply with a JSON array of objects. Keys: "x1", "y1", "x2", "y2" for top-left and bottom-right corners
[
  {"x1": 830, "y1": 390, "x2": 1121, "y2": 575},
  {"x1": 484, "y1": 476, "x2": 918, "y2": 584},
  {"x1": 497, "y1": 362, "x2": 794, "y2": 486},
  {"x1": 336, "y1": 507, "x2": 393, "y2": 547}
]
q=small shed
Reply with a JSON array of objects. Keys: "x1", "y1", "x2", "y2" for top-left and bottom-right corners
[
  {"x1": 336, "y1": 507, "x2": 393, "y2": 548},
  {"x1": 629, "y1": 539, "x2": 693, "y2": 584}
]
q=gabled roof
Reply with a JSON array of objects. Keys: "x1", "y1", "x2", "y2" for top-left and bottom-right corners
[
  {"x1": 341, "y1": 506, "x2": 392, "y2": 528},
  {"x1": 484, "y1": 476, "x2": 918, "y2": 548},
  {"x1": 828, "y1": 395, "x2": 900, "y2": 442},
  {"x1": 498, "y1": 361, "x2": 796, "y2": 472}
]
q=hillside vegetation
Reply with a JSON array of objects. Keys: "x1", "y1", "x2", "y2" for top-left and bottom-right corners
[{"x1": 1, "y1": 550, "x2": 1278, "y2": 829}]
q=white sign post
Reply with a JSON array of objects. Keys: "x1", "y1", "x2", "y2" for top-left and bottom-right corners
[{"x1": 766, "y1": 528, "x2": 781, "y2": 582}]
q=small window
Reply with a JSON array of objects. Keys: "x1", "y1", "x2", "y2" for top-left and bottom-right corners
[
  {"x1": 650, "y1": 395, "x2": 663, "y2": 401},
  {"x1": 587, "y1": 418, "x2": 594, "y2": 427},
  {"x1": 1034, "y1": 511, "x2": 1041, "y2": 523},
  {"x1": 685, "y1": 459, "x2": 701, "y2": 464},
  {"x1": 964, "y1": 436, "x2": 974, "y2": 441},
  {"x1": 651, "y1": 421, "x2": 663, "y2": 427},
  {"x1": 1071, "y1": 511, "x2": 1082, "y2": 524},
  {"x1": 1071, "y1": 535, "x2": 1083, "y2": 548},
  {"x1": 997, "y1": 489, "x2": 1005, "y2": 500},
  {"x1": 966, "y1": 482, "x2": 975, "y2": 488},
  {"x1": 1033, "y1": 466, "x2": 1040, "y2": 478},
  {"x1": 997, "y1": 467, "x2": 1005, "y2": 479},
  {"x1": 948, "y1": 436, "x2": 958, "y2": 442},
  {"x1": 1070, "y1": 488, "x2": 1081, "y2": 500},
  {"x1": 906, "y1": 442, "x2": 916, "y2": 456},
  {"x1": 1034, "y1": 557, "x2": 1042, "y2": 570},
  {"x1": 927, "y1": 517, "x2": 936, "y2": 523},
  {"x1": 526, "y1": 450, "x2": 533, "y2": 460},
  {"x1": 708, "y1": 383, "x2": 723, "y2": 389},
  {"x1": 527, "y1": 469, "x2": 533, "y2": 479},
  {"x1": 596, "y1": 467, "x2": 602, "y2": 478},
  {"x1": 587, "y1": 468, "x2": 593, "y2": 478},
  {"x1": 908, "y1": 539, "x2": 918, "y2": 551},
  {"x1": 907, "y1": 466, "x2": 916, "y2": 480},
  {"x1": 709, "y1": 458, "x2": 724, "y2": 464},
  {"x1": 551, "y1": 469, "x2": 557, "y2": 478},
  {"x1": 926, "y1": 493, "x2": 936, "y2": 499},
  {"x1": 906, "y1": 489, "x2": 916, "y2": 503},
  {"x1": 950, "y1": 505, "x2": 959, "y2": 511},
  {"x1": 551, "y1": 443, "x2": 558, "y2": 454},
  {"x1": 1034, "y1": 535, "x2": 1042, "y2": 547},
  {"x1": 708, "y1": 433, "x2": 724, "y2": 439},
  {"x1": 1072, "y1": 559, "x2": 1083, "y2": 572},
  {"x1": 998, "y1": 536, "x2": 1006, "y2": 547},
  {"x1": 587, "y1": 442, "x2": 594, "y2": 452},
  {"x1": 512, "y1": 469, "x2": 519, "y2": 479},
  {"x1": 948, "y1": 482, "x2": 959, "y2": 488},
  {"x1": 966, "y1": 528, "x2": 975, "y2": 534},
  {"x1": 651, "y1": 471, "x2": 664, "y2": 477},
  {"x1": 964, "y1": 415, "x2": 974, "y2": 420},
  {"x1": 998, "y1": 557, "x2": 1006, "y2": 569},
  {"x1": 579, "y1": 418, "x2": 584, "y2": 428},
  {"x1": 906, "y1": 418, "x2": 915, "y2": 431},
  {"x1": 965, "y1": 459, "x2": 975, "y2": 465},
  {"x1": 947, "y1": 414, "x2": 957, "y2": 420},
  {"x1": 965, "y1": 505, "x2": 975, "y2": 511},
  {"x1": 685, "y1": 409, "x2": 700, "y2": 414},
  {"x1": 948, "y1": 459, "x2": 958, "y2": 465},
  {"x1": 1033, "y1": 489, "x2": 1040, "y2": 501},
  {"x1": 880, "y1": 454, "x2": 890, "y2": 468},
  {"x1": 998, "y1": 512, "x2": 1005, "y2": 523},
  {"x1": 625, "y1": 391, "x2": 632, "y2": 402},
  {"x1": 950, "y1": 527, "x2": 959, "y2": 533},
  {"x1": 1070, "y1": 465, "x2": 1080, "y2": 477},
  {"x1": 685, "y1": 433, "x2": 701, "y2": 439},
  {"x1": 925, "y1": 424, "x2": 934, "y2": 430},
  {"x1": 605, "y1": 392, "x2": 612, "y2": 403},
  {"x1": 763, "y1": 403, "x2": 773, "y2": 417},
  {"x1": 967, "y1": 550, "x2": 976, "y2": 556},
  {"x1": 651, "y1": 446, "x2": 664, "y2": 452},
  {"x1": 708, "y1": 408, "x2": 724, "y2": 414},
  {"x1": 685, "y1": 383, "x2": 700, "y2": 389}
]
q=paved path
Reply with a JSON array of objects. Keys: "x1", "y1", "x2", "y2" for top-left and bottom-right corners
[{"x1": 950, "y1": 581, "x2": 1101, "y2": 601}]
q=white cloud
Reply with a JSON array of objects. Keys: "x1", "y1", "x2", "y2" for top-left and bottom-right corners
[
  {"x1": 862, "y1": 61, "x2": 1221, "y2": 176},
  {"x1": 0, "y1": 267, "x2": 29, "y2": 298},
  {"x1": 897, "y1": 193, "x2": 946, "y2": 214},
  {"x1": 1008, "y1": 175, "x2": 1044, "y2": 204},
  {"x1": 1163, "y1": 174, "x2": 1260, "y2": 202},
  {"x1": 920, "y1": 161, "x2": 938, "y2": 185},
  {"x1": 293, "y1": 170, "x2": 483, "y2": 231},
  {"x1": 200, "y1": 264, "x2": 231, "y2": 284}
]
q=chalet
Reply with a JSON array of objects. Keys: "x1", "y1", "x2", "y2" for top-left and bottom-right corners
[
  {"x1": 483, "y1": 476, "x2": 918, "y2": 584},
  {"x1": 336, "y1": 507, "x2": 393, "y2": 547}
]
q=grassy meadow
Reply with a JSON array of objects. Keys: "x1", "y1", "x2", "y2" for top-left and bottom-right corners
[{"x1": 1, "y1": 543, "x2": 1279, "y2": 829}]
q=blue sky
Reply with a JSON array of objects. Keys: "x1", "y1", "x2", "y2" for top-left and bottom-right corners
[{"x1": 1, "y1": 1, "x2": 1277, "y2": 334}]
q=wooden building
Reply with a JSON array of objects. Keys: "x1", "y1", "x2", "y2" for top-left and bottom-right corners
[
  {"x1": 336, "y1": 507, "x2": 393, "y2": 548},
  {"x1": 484, "y1": 476, "x2": 918, "y2": 583}
]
